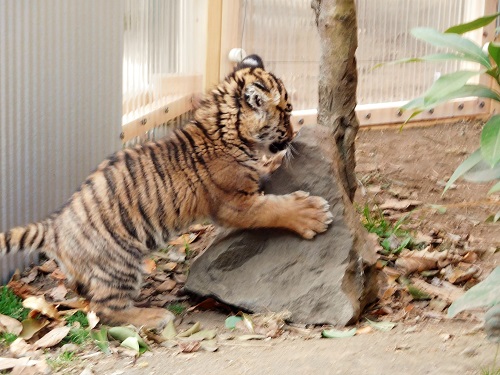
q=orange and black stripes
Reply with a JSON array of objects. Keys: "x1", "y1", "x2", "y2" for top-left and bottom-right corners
[{"x1": 0, "y1": 55, "x2": 294, "y2": 325}]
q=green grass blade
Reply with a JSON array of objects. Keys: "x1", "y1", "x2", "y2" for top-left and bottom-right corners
[
  {"x1": 445, "y1": 13, "x2": 500, "y2": 34},
  {"x1": 411, "y1": 27, "x2": 491, "y2": 69},
  {"x1": 443, "y1": 149, "x2": 483, "y2": 194},
  {"x1": 488, "y1": 181, "x2": 500, "y2": 194},
  {"x1": 481, "y1": 115, "x2": 500, "y2": 167}
]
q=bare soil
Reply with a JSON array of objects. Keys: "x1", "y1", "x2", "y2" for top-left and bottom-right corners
[{"x1": 76, "y1": 121, "x2": 500, "y2": 375}]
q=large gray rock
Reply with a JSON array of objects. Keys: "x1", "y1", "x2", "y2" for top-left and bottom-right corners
[{"x1": 185, "y1": 125, "x2": 379, "y2": 325}]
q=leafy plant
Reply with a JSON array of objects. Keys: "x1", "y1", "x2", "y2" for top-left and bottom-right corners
[
  {"x1": 360, "y1": 204, "x2": 413, "y2": 254},
  {"x1": 63, "y1": 310, "x2": 90, "y2": 345},
  {"x1": 392, "y1": 15, "x2": 500, "y2": 196},
  {"x1": 65, "y1": 311, "x2": 89, "y2": 327},
  {"x1": 167, "y1": 303, "x2": 187, "y2": 315},
  {"x1": 46, "y1": 351, "x2": 78, "y2": 371},
  {"x1": 0, "y1": 286, "x2": 30, "y2": 321}
]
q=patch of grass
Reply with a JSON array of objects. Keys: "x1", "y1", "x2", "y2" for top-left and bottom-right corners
[
  {"x1": 63, "y1": 311, "x2": 91, "y2": 345},
  {"x1": 167, "y1": 303, "x2": 186, "y2": 315},
  {"x1": 46, "y1": 351, "x2": 78, "y2": 371},
  {"x1": 63, "y1": 327, "x2": 91, "y2": 345},
  {"x1": 65, "y1": 311, "x2": 89, "y2": 328},
  {"x1": 481, "y1": 368, "x2": 500, "y2": 375},
  {"x1": 0, "y1": 332, "x2": 18, "y2": 345},
  {"x1": 359, "y1": 204, "x2": 414, "y2": 254},
  {"x1": 0, "y1": 286, "x2": 30, "y2": 321}
]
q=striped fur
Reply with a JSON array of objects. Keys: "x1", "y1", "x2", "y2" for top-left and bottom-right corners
[{"x1": 0, "y1": 55, "x2": 333, "y2": 329}]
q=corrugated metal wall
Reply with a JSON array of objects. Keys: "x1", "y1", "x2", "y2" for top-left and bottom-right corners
[{"x1": 0, "y1": 1, "x2": 124, "y2": 281}]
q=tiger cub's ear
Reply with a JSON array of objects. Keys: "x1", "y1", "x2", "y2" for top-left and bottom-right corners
[{"x1": 235, "y1": 54, "x2": 265, "y2": 71}]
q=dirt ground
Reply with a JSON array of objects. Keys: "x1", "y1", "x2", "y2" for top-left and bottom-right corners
[
  {"x1": 3, "y1": 121, "x2": 499, "y2": 375},
  {"x1": 69, "y1": 121, "x2": 499, "y2": 375}
]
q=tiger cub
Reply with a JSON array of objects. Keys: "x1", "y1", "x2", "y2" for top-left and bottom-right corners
[{"x1": 0, "y1": 55, "x2": 333, "y2": 329}]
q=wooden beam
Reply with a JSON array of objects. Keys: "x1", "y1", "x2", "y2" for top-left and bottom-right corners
[
  {"x1": 205, "y1": 0, "x2": 223, "y2": 90},
  {"x1": 219, "y1": 0, "x2": 242, "y2": 79}
]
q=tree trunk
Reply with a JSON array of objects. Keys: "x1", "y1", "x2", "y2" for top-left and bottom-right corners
[{"x1": 311, "y1": 0, "x2": 360, "y2": 201}]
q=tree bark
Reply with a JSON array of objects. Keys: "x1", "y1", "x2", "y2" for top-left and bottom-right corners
[{"x1": 311, "y1": 0, "x2": 360, "y2": 201}]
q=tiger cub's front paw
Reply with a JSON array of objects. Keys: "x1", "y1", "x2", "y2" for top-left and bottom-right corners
[{"x1": 290, "y1": 191, "x2": 333, "y2": 239}]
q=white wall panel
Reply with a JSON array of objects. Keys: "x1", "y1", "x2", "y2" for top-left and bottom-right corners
[
  {"x1": 0, "y1": 0, "x2": 124, "y2": 282},
  {"x1": 0, "y1": 0, "x2": 124, "y2": 232}
]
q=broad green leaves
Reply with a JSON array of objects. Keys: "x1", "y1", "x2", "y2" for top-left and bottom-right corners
[
  {"x1": 445, "y1": 12, "x2": 500, "y2": 34},
  {"x1": 481, "y1": 115, "x2": 500, "y2": 166},
  {"x1": 411, "y1": 28, "x2": 491, "y2": 69},
  {"x1": 442, "y1": 115, "x2": 500, "y2": 194}
]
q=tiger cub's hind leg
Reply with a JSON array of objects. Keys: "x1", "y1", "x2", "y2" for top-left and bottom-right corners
[{"x1": 87, "y1": 268, "x2": 174, "y2": 330}]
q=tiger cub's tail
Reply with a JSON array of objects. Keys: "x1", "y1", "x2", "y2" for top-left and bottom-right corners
[{"x1": 0, "y1": 221, "x2": 50, "y2": 256}]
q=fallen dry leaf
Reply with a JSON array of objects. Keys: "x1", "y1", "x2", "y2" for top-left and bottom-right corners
[
  {"x1": 37, "y1": 260, "x2": 57, "y2": 274},
  {"x1": 0, "y1": 357, "x2": 43, "y2": 372},
  {"x1": 33, "y1": 326, "x2": 71, "y2": 349},
  {"x1": 410, "y1": 278, "x2": 464, "y2": 304},
  {"x1": 19, "y1": 318, "x2": 49, "y2": 340},
  {"x1": 0, "y1": 314, "x2": 23, "y2": 335},
  {"x1": 169, "y1": 233, "x2": 198, "y2": 246},
  {"x1": 355, "y1": 326, "x2": 373, "y2": 335},
  {"x1": 178, "y1": 340, "x2": 201, "y2": 353},
  {"x1": 395, "y1": 247, "x2": 463, "y2": 275},
  {"x1": 443, "y1": 263, "x2": 481, "y2": 284},
  {"x1": 49, "y1": 283, "x2": 68, "y2": 301},
  {"x1": 87, "y1": 311, "x2": 99, "y2": 330},
  {"x1": 143, "y1": 259, "x2": 157, "y2": 274},
  {"x1": 7, "y1": 280, "x2": 38, "y2": 299},
  {"x1": 379, "y1": 199, "x2": 422, "y2": 211},
  {"x1": 20, "y1": 268, "x2": 38, "y2": 284},
  {"x1": 9, "y1": 338, "x2": 38, "y2": 358},
  {"x1": 22, "y1": 296, "x2": 60, "y2": 319},
  {"x1": 49, "y1": 268, "x2": 67, "y2": 281},
  {"x1": 156, "y1": 279, "x2": 176, "y2": 293}
]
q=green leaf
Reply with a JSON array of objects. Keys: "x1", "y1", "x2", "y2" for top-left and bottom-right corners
[
  {"x1": 365, "y1": 319, "x2": 397, "y2": 332},
  {"x1": 376, "y1": 53, "x2": 477, "y2": 68},
  {"x1": 411, "y1": 27, "x2": 491, "y2": 69},
  {"x1": 443, "y1": 149, "x2": 483, "y2": 194},
  {"x1": 485, "y1": 211, "x2": 500, "y2": 222},
  {"x1": 481, "y1": 115, "x2": 500, "y2": 166},
  {"x1": 403, "y1": 84, "x2": 500, "y2": 112},
  {"x1": 108, "y1": 326, "x2": 149, "y2": 351},
  {"x1": 463, "y1": 160, "x2": 500, "y2": 182},
  {"x1": 321, "y1": 328, "x2": 357, "y2": 338},
  {"x1": 445, "y1": 13, "x2": 500, "y2": 34},
  {"x1": 448, "y1": 267, "x2": 500, "y2": 318},
  {"x1": 489, "y1": 181, "x2": 500, "y2": 194},
  {"x1": 423, "y1": 71, "x2": 482, "y2": 104},
  {"x1": 407, "y1": 285, "x2": 431, "y2": 300},
  {"x1": 121, "y1": 336, "x2": 140, "y2": 353},
  {"x1": 488, "y1": 42, "x2": 500, "y2": 70},
  {"x1": 225, "y1": 316, "x2": 243, "y2": 330},
  {"x1": 90, "y1": 327, "x2": 110, "y2": 354}
]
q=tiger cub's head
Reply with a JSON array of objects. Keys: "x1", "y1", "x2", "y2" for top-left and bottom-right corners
[
  {"x1": 232, "y1": 55, "x2": 294, "y2": 156},
  {"x1": 190, "y1": 55, "x2": 294, "y2": 157}
]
